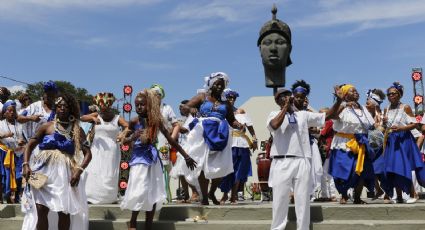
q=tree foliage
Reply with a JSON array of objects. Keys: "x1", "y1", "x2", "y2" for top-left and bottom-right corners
[{"x1": 26, "y1": 81, "x2": 93, "y2": 103}]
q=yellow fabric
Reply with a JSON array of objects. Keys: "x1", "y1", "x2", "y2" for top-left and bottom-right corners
[
  {"x1": 232, "y1": 130, "x2": 253, "y2": 148},
  {"x1": 0, "y1": 143, "x2": 17, "y2": 191},
  {"x1": 340, "y1": 84, "x2": 354, "y2": 97},
  {"x1": 335, "y1": 133, "x2": 365, "y2": 176}
]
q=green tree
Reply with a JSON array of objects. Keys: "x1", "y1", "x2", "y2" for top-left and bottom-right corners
[
  {"x1": 26, "y1": 81, "x2": 93, "y2": 103},
  {"x1": 9, "y1": 90, "x2": 25, "y2": 100}
]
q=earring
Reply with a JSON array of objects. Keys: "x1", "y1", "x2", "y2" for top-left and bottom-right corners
[{"x1": 69, "y1": 115, "x2": 76, "y2": 122}]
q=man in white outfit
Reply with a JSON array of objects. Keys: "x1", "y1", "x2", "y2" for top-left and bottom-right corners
[{"x1": 267, "y1": 88, "x2": 325, "y2": 230}]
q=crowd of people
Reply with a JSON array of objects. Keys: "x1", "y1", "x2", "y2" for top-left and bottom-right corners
[{"x1": 1, "y1": 76, "x2": 425, "y2": 230}]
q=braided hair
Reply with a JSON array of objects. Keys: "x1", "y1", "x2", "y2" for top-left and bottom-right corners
[
  {"x1": 55, "y1": 93, "x2": 81, "y2": 155},
  {"x1": 135, "y1": 89, "x2": 162, "y2": 144}
]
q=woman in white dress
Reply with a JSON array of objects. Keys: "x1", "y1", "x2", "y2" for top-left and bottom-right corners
[
  {"x1": 81, "y1": 92, "x2": 129, "y2": 204},
  {"x1": 120, "y1": 89, "x2": 196, "y2": 230},
  {"x1": 22, "y1": 93, "x2": 92, "y2": 230}
]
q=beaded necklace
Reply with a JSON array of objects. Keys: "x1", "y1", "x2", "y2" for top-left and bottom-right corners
[{"x1": 54, "y1": 117, "x2": 73, "y2": 140}]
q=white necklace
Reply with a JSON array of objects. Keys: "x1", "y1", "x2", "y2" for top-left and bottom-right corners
[
  {"x1": 386, "y1": 103, "x2": 401, "y2": 128},
  {"x1": 54, "y1": 120, "x2": 73, "y2": 140}
]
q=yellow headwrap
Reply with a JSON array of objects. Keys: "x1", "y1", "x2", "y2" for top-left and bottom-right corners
[{"x1": 340, "y1": 84, "x2": 355, "y2": 97}]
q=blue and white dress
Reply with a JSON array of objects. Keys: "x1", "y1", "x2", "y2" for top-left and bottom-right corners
[
  {"x1": 382, "y1": 104, "x2": 425, "y2": 197},
  {"x1": 120, "y1": 123, "x2": 166, "y2": 212},
  {"x1": 328, "y1": 106, "x2": 375, "y2": 196},
  {"x1": 0, "y1": 120, "x2": 24, "y2": 200},
  {"x1": 183, "y1": 100, "x2": 233, "y2": 185}
]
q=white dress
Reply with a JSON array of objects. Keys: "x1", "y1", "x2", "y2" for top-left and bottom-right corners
[
  {"x1": 85, "y1": 115, "x2": 121, "y2": 204},
  {"x1": 120, "y1": 160, "x2": 166, "y2": 212},
  {"x1": 23, "y1": 139, "x2": 89, "y2": 230},
  {"x1": 182, "y1": 116, "x2": 233, "y2": 184}
]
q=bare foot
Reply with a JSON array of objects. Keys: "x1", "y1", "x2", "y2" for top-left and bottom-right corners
[
  {"x1": 220, "y1": 194, "x2": 228, "y2": 205},
  {"x1": 339, "y1": 197, "x2": 347, "y2": 204},
  {"x1": 127, "y1": 221, "x2": 136, "y2": 230},
  {"x1": 190, "y1": 193, "x2": 200, "y2": 203}
]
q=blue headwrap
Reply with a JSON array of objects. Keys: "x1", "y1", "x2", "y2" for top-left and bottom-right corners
[
  {"x1": 224, "y1": 88, "x2": 239, "y2": 98},
  {"x1": 387, "y1": 82, "x2": 403, "y2": 97},
  {"x1": 2, "y1": 100, "x2": 16, "y2": 114},
  {"x1": 292, "y1": 86, "x2": 308, "y2": 95},
  {"x1": 44, "y1": 81, "x2": 58, "y2": 93}
]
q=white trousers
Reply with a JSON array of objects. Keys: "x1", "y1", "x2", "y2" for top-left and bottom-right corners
[
  {"x1": 269, "y1": 157, "x2": 311, "y2": 230},
  {"x1": 320, "y1": 158, "x2": 337, "y2": 198}
]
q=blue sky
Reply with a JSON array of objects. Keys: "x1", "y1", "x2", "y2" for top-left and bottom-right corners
[{"x1": 1, "y1": 0, "x2": 425, "y2": 114}]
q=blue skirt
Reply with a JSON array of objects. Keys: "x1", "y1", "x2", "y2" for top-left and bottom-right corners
[
  {"x1": 0, "y1": 148, "x2": 13, "y2": 196},
  {"x1": 329, "y1": 148, "x2": 375, "y2": 196},
  {"x1": 15, "y1": 154, "x2": 24, "y2": 179},
  {"x1": 219, "y1": 147, "x2": 252, "y2": 193},
  {"x1": 383, "y1": 131, "x2": 425, "y2": 196},
  {"x1": 373, "y1": 150, "x2": 384, "y2": 175}
]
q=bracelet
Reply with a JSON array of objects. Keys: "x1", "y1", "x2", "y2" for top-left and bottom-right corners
[{"x1": 22, "y1": 162, "x2": 29, "y2": 167}]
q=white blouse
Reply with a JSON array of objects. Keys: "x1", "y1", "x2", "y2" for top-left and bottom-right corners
[{"x1": 331, "y1": 106, "x2": 374, "y2": 151}]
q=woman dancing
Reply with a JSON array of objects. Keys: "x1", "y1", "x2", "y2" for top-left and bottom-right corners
[
  {"x1": 120, "y1": 89, "x2": 196, "y2": 230},
  {"x1": 181, "y1": 72, "x2": 243, "y2": 205}
]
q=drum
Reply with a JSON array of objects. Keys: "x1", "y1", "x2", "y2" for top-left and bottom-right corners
[{"x1": 256, "y1": 136, "x2": 272, "y2": 192}]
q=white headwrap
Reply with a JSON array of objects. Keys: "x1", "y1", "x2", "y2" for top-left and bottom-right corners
[
  {"x1": 366, "y1": 89, "x2": 383, "y2": 106},
  {"x1": 203, "y1": 72, "x2": 230, "y2": 90}
]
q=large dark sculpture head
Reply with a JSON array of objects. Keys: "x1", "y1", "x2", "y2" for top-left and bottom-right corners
[{"x1": 258, "y1": 4, "x2": 292, "y2": 88}]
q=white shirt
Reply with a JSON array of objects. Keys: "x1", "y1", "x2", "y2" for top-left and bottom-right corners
[
  {"x1": 331, "y1": 106, "x2": 374, "y2": 151},
  {"x1": 20, "y1": 101, "x2": 53, "y2": 139},
  {"x1": 387, "y1": 104, "x2": 420, "y2": 138},
  {"x1": 0, "y1": 120, "x2": 24, "y2": 155},
  {"x1": 267, "y1": 110, "x2": 325, "y2": 158}
]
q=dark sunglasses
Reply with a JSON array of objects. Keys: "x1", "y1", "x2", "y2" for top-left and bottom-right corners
[{"x1": 387, "y1": 92, "x2": 399, "y2": 96}]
